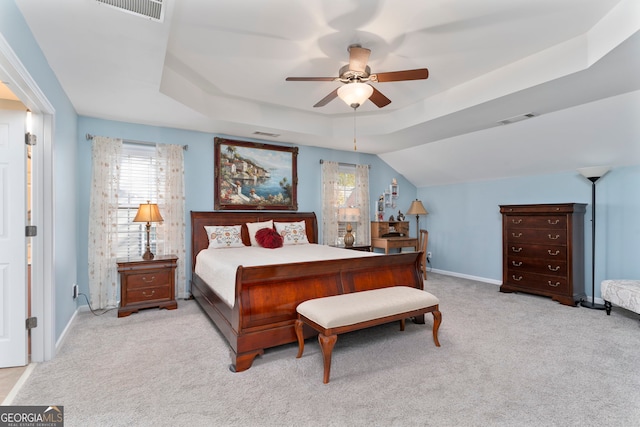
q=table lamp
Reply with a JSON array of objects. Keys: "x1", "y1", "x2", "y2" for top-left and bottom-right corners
[
  {"x1": 406, "y1": 199, "x2": 428, "y2": 245},
  {"x1": 338, "y1": 207, "x2": 360, "y2": 247},
  {"x1": 133, "y1": 201, "x2": 163, "y2": 260}
]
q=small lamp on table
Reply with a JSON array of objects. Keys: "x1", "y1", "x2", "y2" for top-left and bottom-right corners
[
  {"x1": 338, "y1": 207, "x2": 360, "y2": 248},
  {"x1": 133, "y1": 201, "x2": 164, "y2": 260}
]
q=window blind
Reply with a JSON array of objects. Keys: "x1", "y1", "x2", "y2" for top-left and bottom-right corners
[{"x1": 116, "y1": 143, "x2": 162, "y2": 258}]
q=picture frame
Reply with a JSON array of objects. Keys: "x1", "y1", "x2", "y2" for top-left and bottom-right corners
[{"x1": 214, "y1": 137, "x2": 298, "y2": 210}]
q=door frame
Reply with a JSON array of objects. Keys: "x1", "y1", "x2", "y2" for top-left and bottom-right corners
[{"x1": 0, "y1": 33, "x2": 55, "y2": 362}]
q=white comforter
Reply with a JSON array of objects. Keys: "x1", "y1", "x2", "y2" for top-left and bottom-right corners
[{"x1": 195, "y1": 244, "x2": 379, "y2": 307}]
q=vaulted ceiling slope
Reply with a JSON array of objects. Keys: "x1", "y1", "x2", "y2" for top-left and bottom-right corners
[{"x1": 16, "y1": 0, "x2": 640, "y2": 186}]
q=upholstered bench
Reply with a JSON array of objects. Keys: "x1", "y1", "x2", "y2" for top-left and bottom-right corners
[
  {"x1": 601, "y1": 279, "x2": 640, "y2": 316},
  {"x1": 294, "y1": 286, "x2": 442, "y2": 384}
]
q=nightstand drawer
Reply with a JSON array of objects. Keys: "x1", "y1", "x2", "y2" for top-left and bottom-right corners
[
  {"x1": 127, "y1": 284, "x2": 172, "y2": 303},
  {"x1": 127, "y1": 270, "x2": 172, "y2": 289}
]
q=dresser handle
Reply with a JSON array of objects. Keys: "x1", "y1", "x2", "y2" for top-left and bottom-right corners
[
  {"x1": 142, "y1": 276, "x2": 156, "y2": 283},
  {"x1": 548, "y1": 265, "x2": 560, "y2": 272},
  {"x1": 548, "y1": 234, "x2": 560, "y2": 240},
  {"x1": 512, "y1": 232, "x2": 522, "y2": 238},
  {"x1": 142, "y1": 290, "x2": 156, "y2": 298},
  {"x1": 512, "y1": 261, "x2": 522, "y2": 267},
  {"x1": 511, "y1": 219, "x2": 522, "y2": 224},
  {"x1": 548, "y1": 219, "x2": 560, "y2": 225},
  {"x1": 548, "y1": 249, "x2": 560, "y2": 256},
  {"x1": 548, "y1": 281, "x2": 560, "y2": 287},
  {"x1": 512, "y1": 275, "x2": 523, "y2": 281},
  {"x1": 511, "y1": 247, "x2": 523, "y2": 253}
]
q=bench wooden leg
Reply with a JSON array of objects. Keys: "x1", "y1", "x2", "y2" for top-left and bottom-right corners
[
  {"x1": 432, "y1": 310, "x2": 442, "y2": 347},
  {"x1": 294, "y1": 319, "x2": 305, "y2": 358},
  {"x1": 318, "y1": 333, "x2": 337, "y2": 384}
]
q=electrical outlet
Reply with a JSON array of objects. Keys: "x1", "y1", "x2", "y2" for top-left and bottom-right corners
[
  {"x1": 427, "y1": 251, "x2": 432, "y2": 258},
  {"x1": 72, "y1": 284, "x2": 79, "y2": 300}
]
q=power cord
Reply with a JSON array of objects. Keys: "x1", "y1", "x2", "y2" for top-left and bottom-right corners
[{"x1": 78, "y1": 293, "x2": 119, "y2": 316}]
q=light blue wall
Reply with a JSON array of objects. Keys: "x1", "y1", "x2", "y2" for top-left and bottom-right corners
[
  {"x1": 1, "y1": 1, "x2": 79, "y2": 340},
  {"x1": 77, "y1": 116, "x2": 417, "y2": 296},
  {"x1": 417, "y1": 166, "x2": 640, "y2": 298}
]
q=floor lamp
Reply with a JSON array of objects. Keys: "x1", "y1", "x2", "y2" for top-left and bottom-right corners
[
  {"x1": 406, "y1": 199, "x2": 428, "y2": 246},
  {"x1": 577, "y1": 166, "x2": 609, "y2": 310}
]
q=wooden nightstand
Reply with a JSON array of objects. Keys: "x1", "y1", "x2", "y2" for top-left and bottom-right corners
[{"x1": 117, "y1": 255, "x2": 178, "y2": 318}]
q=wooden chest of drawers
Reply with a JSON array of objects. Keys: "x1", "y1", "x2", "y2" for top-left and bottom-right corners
[
  {"x1": 117, "y1": 255, "x2": 178, "y2": 317},
  {"x1": 499, "y1": 203, "x2": 586, "y2": 306}
]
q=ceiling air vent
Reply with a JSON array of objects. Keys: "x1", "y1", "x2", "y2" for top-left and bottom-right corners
[
  {"x1": 253, "y1": 131, "x2": 281, "y2": 138},
  {"x1": 497, "y1": 113, "x2": 536, "y2": 125},
  {"x1": 96, "y1": 0, "x2": 164, "y2": 22}
]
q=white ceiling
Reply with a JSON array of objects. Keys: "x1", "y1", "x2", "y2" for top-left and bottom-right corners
[{"x1": 15, "y1": 0, "x2": 640, "y2": 186}]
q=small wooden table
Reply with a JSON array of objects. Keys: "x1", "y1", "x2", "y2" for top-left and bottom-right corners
[
  {"x1": 371, "y1": 237, "x2": 418, "y2": 254},
  {"x1": 117, "y1": 255, "x2": 178, "y2": 317}
]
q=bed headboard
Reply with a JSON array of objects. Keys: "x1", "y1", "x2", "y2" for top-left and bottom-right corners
[{"x1": 190, "y1": 211, "x2": 319, "y2": 269}]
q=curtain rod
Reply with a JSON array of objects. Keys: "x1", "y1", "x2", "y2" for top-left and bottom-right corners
[
  {"x1": 319, "y1": 159, "x2": 370, "y2": 168},
  {"x1": 85, "y1": 133, "x2": 188, "y2": 151}
]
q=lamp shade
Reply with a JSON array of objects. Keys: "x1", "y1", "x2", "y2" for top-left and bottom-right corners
[
  {"x1": 577, "y1": 166, "x2": 610, "y2": 181},
  {"x1": 133, "y1": 202, "x2": 163, "y2": 223},
  {"x1": 338, "y1": 207, "x2": 360, "y2": 222},
  {"x1": 406, "y1": 200, "x2": 428, "y2": 216},
  {"x1": 337, "y1": 83, "x2": 373, "y2": 108}
]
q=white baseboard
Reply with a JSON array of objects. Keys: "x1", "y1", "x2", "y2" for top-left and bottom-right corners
[{"x1": 429, "y1": 268, "x2": 502, "y2": 286}]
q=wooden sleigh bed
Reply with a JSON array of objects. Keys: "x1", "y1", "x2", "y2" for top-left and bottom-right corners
[{"x1": 190, "y1": 211, "x2": 424, "y2": 372}]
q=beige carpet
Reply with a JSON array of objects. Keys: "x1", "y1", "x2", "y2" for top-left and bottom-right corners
[{"x1": 10, "y1": 273, "x2": 640, "y2": 426}]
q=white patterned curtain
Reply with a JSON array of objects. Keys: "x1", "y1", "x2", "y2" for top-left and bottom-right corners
[
  {"x1": 155, "y1": 144, "x2": 187, "y2": 298},
  {"x1": 88, "y1": 136, "x2": 122, "y2": 309},
  {"x1": 354, "y1": 164, "x2": 370, "y2": 245},
  {"x1": 321, "y1": 161, "x2": 340, "y2": 245}
]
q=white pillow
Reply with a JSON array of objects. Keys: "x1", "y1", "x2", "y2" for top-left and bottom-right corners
[
  {"x1": 246, "y1": 220, "x2": 274, "y2": 246},
  {"x1": 275, "y1": 221, "x2": 310, "y2": 245},
  {"x1": 204, "y1": 225, "x2": 245, "y2": 248}
]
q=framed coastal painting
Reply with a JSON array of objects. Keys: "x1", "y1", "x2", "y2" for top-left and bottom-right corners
[{"x1": 214, "y1": 137, "x2": 298, "y2": 210}]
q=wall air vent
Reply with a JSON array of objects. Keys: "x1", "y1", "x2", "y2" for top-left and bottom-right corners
[
  {"x1": 497, "y1": 113, "x2": 536, "y2": 125},
  {"x1": 253, "y1": 131, "x2": 281, "y2": 138},
  {"x1": 96, "y1": 0, "x2": 164, "y2": 22}
]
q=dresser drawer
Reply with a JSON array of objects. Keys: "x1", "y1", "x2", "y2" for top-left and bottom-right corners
[
  {"x1": 506, "y1": 229, "x2": 567, "y2": 245},
  {"x1": 126, "y1": 270, "x2": 172, "y2": 289},
  {"x1": 507, "y1": 256, "x2": 567, "y2": 276},
  {"x1": 505, "y1": 243, "x2": 567, "y2": 260},
  {"x1": 505, "y1": 215, "x2": 566, "y2": 230},
  {"x1": 505, "y1": 270, "x2": 569, "y2": 294},
  {"x1": 126, "y1": 284, "x2": 172, "y2": 303}
]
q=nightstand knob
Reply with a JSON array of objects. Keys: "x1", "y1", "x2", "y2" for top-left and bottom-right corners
[
  {"x1": 142, "y1": 276, "x2": 156, "y2": 283},
  {"x1": 142, "y1": 290, "x2": 156, "y2": 298}
]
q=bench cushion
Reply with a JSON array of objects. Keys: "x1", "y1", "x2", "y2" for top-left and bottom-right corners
[
  {"x1": 296, "y1": 286, "x2": 439, "y2": 329},
  {"x1": 601, "y1": 279, "x2": 640, "y2": 314}
]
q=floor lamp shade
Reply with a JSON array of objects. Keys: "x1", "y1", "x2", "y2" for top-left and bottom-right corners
[
  {"x1": 133, "y1": 201, "x2": 163, "y2": 260},
  {"x1": 577, "y1": 167, "x2": 609, "y2": 310}
]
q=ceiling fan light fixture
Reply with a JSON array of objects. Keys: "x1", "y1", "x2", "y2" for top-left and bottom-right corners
[{"x1": 337, "y1": 83, "x2": 373, "y2": 109}]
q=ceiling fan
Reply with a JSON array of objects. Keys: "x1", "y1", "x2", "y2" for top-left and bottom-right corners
[{"x1": 285, "y1": 44, "x2": 429, "y2": 109}]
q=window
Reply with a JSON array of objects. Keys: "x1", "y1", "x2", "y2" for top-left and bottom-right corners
[
  {"x1": 337, "y1": 165, "x2": 359, "y2": 245},
  {"x1": 116, "y1": 144, "x2": 162, "y2": 258}
]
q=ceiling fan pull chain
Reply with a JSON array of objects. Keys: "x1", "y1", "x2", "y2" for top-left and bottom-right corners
[{"x1": 353, "y1": 107, "x2": 357, "y2": 151}]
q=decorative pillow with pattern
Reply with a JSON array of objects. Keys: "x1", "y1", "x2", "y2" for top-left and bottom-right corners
[
  {"x1": 204, "y1": 225, "x2": 245, "y2": 248},
  {"x1": 246, "y1": 220, "x2": 274, "y2": 246},
  {"x1": 275, "y1": 221, "x2": 309, "y2": 245}
]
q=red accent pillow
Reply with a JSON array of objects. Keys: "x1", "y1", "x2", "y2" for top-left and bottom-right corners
[{"x1": 255, "y1": 227, "x2": 283, "y2": 249}]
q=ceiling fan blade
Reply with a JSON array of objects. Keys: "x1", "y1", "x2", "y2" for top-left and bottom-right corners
[
  {"x1": 348, "y1": 46, "x2": 371, "y2": 73},
  {"x1": 372, "y1": 68, "x2": 429, "y2": 82},
  {"x1": 313, "y1": 88, "x2": 339, "y2": 107},
  {"x1": 369, "y1": 86, "x2": 391, "y2": 108},
  {"x1": 286, "y1": 77, "x2": 338, "y2": 82}
]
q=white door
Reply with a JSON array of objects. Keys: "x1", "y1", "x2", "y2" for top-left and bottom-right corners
[{"x1": 0, "y1": 109, "x2": 28, "y2": 367}]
